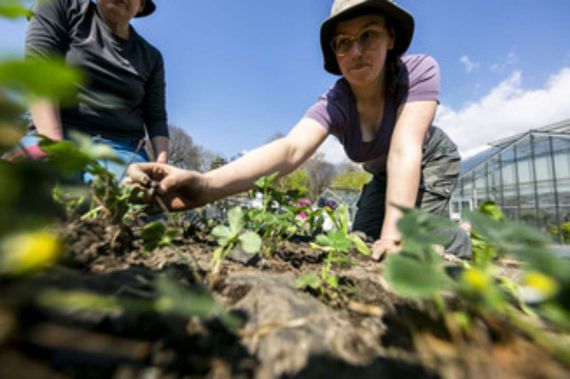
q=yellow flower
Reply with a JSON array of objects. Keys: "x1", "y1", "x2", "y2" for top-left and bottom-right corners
[
  {"x1": 524, "y1": 272, "x2": 559, "y2": 299},
  {"x1": 0, "y1": 231, "x2": 62, "y2": 275},
  {"x1": 462, "y1": 268, "x2": 491, "y2": 292}
]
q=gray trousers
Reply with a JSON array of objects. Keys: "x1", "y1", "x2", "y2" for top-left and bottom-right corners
[{"x1": 352, "y1": 126, "x2": 472, "y2": 259}]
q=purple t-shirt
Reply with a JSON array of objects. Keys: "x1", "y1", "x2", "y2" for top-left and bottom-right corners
[{"x1": 304, "y1": 54, "x2": 440, "y2": 175}]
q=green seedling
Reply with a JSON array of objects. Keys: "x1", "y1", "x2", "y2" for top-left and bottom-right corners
[
  {"x1": 243, "y1": 173, "x2": 307, "y2": 253},
  {"x1": 141, "y1": 221, "x2": 180, "y2": 252},
  {"x1": 297, "y1": 204, "x2": 369, "y2": 300},
  {"x1": 210, "y1": 206, "x2": 262, "y2": 277}
]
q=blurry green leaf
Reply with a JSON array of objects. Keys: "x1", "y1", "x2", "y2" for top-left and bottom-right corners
[
  {"x1": 254, "y1": 172, "x2": 279, "y2": 189},
  {"x1": 478, "y1": 200, "x2": 505, "y2": 221},
  {"x1": 238, "y1": 231, "x2": 261, "y2": 254},
  {"x1": 295, "y1": 273, "x2": 321, "y2": 290},
  {"x1": 68, "y1": 131, "x2": 122, "y2": 163},
  {"x1": 0, "y1": 122, "x2": 24, "y2": 147},
  {"x1": 211, "y1": 225, "x2": 232, "y2": 246},
  {"x1": 141, "y1": 221, "x2": 166, "y2": 251},
  {"x1": 0, "y1": 58, "x2": 83, "y2": 102},
  {"x1": 336, "y1": 204, "x2": 349, "y2": 234},
  {"x1": 326, "y1": 275, "x2": 339, "y2": 289},
  {"x1": 465, "y1": 211, "x2": 552, "y2": 260},
  {"x1": 0, "y1": 0, "x2": 33, "y2": 19},
  {"x1": 38, "y1": 139, "x2": 92, "y2": 172},
  {"x1": 155, "y1": 276, "x2": 238, "y2": 330},
  {"x1": 396, "y1": 206, "x2": 455, "y2": 250},
  {"x1": 384, "y1": 254, "x2": 448, "y2": 298},
  {"x1": 227, "y1": 206, "x2": 244, "y2": 234},
  {"x1": 349, "y1": 233, "x2": 370, "y2": 256}
]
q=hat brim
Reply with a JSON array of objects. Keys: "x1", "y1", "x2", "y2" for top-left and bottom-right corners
[
  {"x1": 320, "y1": 1, "x2": 414, "y2": 75},
  {"x1": 135, "y1": 0, "x2": 156, "y2": 17}
]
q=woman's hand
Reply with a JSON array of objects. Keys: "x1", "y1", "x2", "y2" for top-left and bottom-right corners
[
  {"x1": 372, "y1": 239, "x2": 401, "y2": 261},
  {"x1": 125, "y1": 163, "x2": 212, "y2": 211}
]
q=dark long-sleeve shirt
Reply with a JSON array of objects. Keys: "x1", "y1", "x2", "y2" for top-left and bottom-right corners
[{"x1": 26, "y1": 0, "x2": 168, "y2": 140}]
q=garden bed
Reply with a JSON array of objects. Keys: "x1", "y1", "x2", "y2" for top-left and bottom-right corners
[{"x1": 1, "y1": 218, "x2": 569, "y2": 379}]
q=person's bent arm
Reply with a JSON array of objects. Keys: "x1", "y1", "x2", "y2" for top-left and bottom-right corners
[
  {"x1": 127, "y1": 118, "x2": 328, "y2": 210},
  {"x1": 379, "y1": 101, "x2": 437, "y2": 246},
  {"x1": 150, "y1": 135, "x2": 169, "y2": 164},
  {"x1": 205, "y1": 117, "x2": 328, "y2": 201},
  {"x1": 29, "y1": 99, "x2": 63, "y2": 141}
]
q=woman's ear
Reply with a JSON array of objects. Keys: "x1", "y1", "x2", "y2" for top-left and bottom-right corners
[{"x1": 139, "y1": 0, "x2": 146, "y2": 14}]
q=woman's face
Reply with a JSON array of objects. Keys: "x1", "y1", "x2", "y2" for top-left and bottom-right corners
[
  {"x1": 97, "y1": 0, "x2": 144, "y2": 24},
  {"x1": 332, "y1": 15, "x2": 395, "y2": 88}
]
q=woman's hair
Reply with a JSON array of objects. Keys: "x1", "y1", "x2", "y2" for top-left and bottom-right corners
[{"x1": 384, "y1": 19, "x2": 402, "y2": 97}]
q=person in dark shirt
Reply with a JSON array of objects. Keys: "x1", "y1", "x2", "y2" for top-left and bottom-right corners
[
  {"x1": 127, "y1": 0, "x2": 471, "y2": 259},
  {"x1": 6, "y1": 0, "x2": 169, "y2": 180}
]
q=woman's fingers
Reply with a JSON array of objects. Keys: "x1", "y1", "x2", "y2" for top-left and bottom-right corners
[{"x1": 372, "y1": 240, "x2": 399, "y2": 261}]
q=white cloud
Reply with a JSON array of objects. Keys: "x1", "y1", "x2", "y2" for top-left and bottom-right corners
[
  {"x1": 460, "y1": 55, "x2": 479, "y2": 74},
  {"x1": 316, "y1": 136, "x2": 350, "y2": 164},
  {"x1": 436, "y1": 66, "x2": 570, "y2": 157},
  {"x1": 490, "y1": 52, "x2": 518, "y2": 73}
]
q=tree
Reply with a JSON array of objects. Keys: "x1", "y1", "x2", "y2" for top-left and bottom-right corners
[
  {"x1": 277, "y1": 169, "x2": 310, "y2": 197},
  {"x1": 210, "y1": 154, "x2": 228, "y2": 170},
  {"x1": 166, "y1": 125, "x2": 215, "y2": 172},
  {"x1": 332, "y1": 165, "x2": 371, "y2": 190},
  {"x1": 303, "y1": 152, "x2": 336, "y2": 200}
]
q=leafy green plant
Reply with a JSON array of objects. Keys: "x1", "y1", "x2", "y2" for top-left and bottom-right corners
[
  {"x1": 141, "y1": 221, "x2": 180, "y2": 252},
  {"x1": 383, "y1": 206, "x2": 453, "y2": 299},
  {"x1": 243, "y1": 173, "x2": 306, "y2": 253},
  {"x1": 297, "y1": 204, "x2": 369, "y2": 300},
  {"x1": 210, "y1": 206, "x2": 262, "y2": 277},
  {"x1": 37, "y1": 275, "x2": 238, "y2": 330},
  {"x1": 384, "y1": 203, "x2": 570, "y2": 364}
]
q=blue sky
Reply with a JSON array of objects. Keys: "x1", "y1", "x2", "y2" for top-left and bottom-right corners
[{"x1": 1, "y1": 0, "x2": 570, "y2": 162}]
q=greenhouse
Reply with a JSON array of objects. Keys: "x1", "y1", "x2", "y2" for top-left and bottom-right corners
[{"x1": 451, "y1": 119, "x2": 570, "y2": 242}]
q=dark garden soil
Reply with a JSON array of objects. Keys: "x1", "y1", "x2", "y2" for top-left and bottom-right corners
[{"x1": 0, "y1": 218, "x2": 569, "y2": 379}]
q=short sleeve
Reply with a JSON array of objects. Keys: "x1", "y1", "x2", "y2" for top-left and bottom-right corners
[
  {"x1": 402, "y1": 55, "x2": 440, "y2": 104},
  {"x1": 303, "y1": 82, "x2": 351, "y2": 137},
  {"x1": 25, "y1": 0, "x2": 72, "y2": 59},
  {"x1": 304, "y1": 96, "x2": 333, "y2": 133}
]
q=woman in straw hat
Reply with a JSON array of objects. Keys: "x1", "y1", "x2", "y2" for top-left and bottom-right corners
[
  {"x1": 5, "y1": 0, "x2": 169, "y2": 181},
  {"x1": 127, "y1": 0, "x2": 470, "y2": 259}
]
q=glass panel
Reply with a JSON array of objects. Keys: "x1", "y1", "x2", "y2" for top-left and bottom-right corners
[
  {"x1": 517, "y1": 157, "x2": 534, "y2": 183},
  {"x1": 552, "y1": 137, "x2": 570, "y2": 180},
  {"x1": 503, "y1": 207, "x2": 519, "y2": 222},
  {"x1": 515, "y1": 136, "x2": 532, "y2": 160},
  {"x1": 533, "y1": 137, "x2": 553, "y2": 181},
  {"x1": 557, "y1": 179, "x2": 570, "y2": 209},
  {"x1": 502, "y1": 185, "x2": 518, "y2": 208}
]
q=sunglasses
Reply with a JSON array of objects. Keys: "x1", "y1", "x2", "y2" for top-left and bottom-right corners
[{"x1": 330, "y1": 28, "x2": 384, "y2": 56}]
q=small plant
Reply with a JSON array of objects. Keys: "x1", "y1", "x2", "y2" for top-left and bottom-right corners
[
  {"x1": 383, "y1": 206, "x2": 454, "y2": 300},
  {"x1": 37, "y1": 275, "x2": 238, "y2": 330},
  {"x1": 210, "y1": 206, "x2": 262, "y2": 277},
  {"x1": 384, "y1": 203, "x2": 570, "y2": 364},
  {"x1": 297, "y1": 204, "x2": 369, "y2": 300},
  {"x1": 243, "y1": 173, "x2": 305, "y2": 253},
  {"x1": 141, "y1": 221, "x2": 180, "y2": 252}
]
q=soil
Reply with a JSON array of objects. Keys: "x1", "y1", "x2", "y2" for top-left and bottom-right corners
[{"x1": 0, "y1": 218, "x2": 569, "y2": 379}]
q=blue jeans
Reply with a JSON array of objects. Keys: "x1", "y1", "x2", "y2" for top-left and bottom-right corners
[{"x1": 18, "y1": 133, "x2": 149, "y2": 183}]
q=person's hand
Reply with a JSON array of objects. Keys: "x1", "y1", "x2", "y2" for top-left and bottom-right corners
[
  {"x1": 2, "y1": 145, "x2": 49, "y2": 162},
  {"x1": 372, "y1": 239, "x2": 401, "y2": 261},
  {"x1": 125, "y1": 163, "x2": 211, "y2": 211}
]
